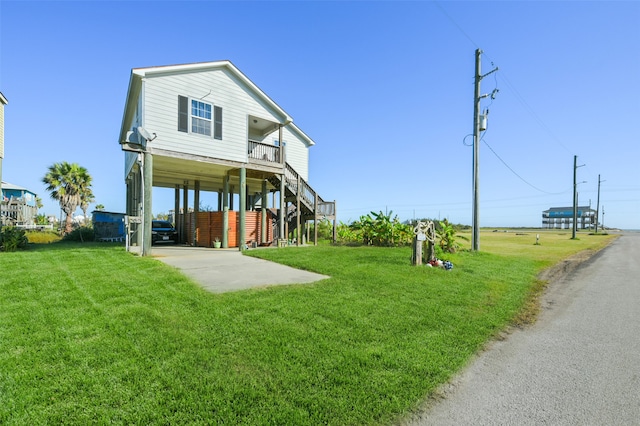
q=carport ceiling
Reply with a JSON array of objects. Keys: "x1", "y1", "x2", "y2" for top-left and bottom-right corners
[{"x1": 151, "y1": 156, "x2": 278, "y2": 194}]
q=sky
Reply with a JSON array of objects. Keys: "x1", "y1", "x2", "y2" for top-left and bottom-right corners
[{"x1": 1, "y1": 0, "x2": 639, "y2": 230}]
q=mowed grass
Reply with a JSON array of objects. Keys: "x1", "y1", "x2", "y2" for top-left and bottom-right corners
[{"x1": 0, "y1": 232, "x2": 616, "y2": 425}]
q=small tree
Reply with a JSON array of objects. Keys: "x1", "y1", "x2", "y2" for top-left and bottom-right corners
[
  {"x1": 42, "y1": 162, "x2": 93, "y2": 234},
  {"x1": 80, "y1": 188, "x2": 95, "y2": 225}
]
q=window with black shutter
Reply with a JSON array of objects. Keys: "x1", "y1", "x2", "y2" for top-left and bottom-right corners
[
  {"x1": 178, "y1": 95, "x2": 222, "y2": 140},
  {"x1": 178, "y1": 95, "x2": 188, "y2": 132},
  {"x1": 214, "y1": 106, "x2": 222, "y2": 140}
]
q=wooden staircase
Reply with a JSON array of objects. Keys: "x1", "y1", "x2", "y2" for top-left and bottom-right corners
[{"x1": 267, "y1": 162, "x2": 336, "y2": 242}]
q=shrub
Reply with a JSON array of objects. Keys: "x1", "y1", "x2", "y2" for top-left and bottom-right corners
[
  {"x1": 1, "y1": 227, "x2": 29, "y2": 252},
  {"x1": 336, "y1": 221, "x2": 359, "y2": 245},
  {"x1": 62, "y1": 226, "x2": 95, "y2": 242},
  {"x1": 349, "y1": 211, "x2": 412, "y2": 247},
  {"x1": 26, "y1": 231, "x2": 62, "y2": 244}
]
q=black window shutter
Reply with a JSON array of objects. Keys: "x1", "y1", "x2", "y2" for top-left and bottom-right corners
[
  {"x1": 178, "y1": 95, "x2": 188, "y2": 132},
  {"x1": 214, "y1": 106, "x2": 222, "y2": 140}
]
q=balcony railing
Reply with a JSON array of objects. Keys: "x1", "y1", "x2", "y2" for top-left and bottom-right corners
[{"x1": 248, "y1": 140, "x2": 281, "y2": 165}]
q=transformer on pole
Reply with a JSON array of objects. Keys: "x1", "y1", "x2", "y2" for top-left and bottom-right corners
[{"x1": 472, "y1": 49, "x2": 498, "y2": 251}]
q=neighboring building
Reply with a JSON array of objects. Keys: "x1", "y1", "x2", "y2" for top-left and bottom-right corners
[
  {"x1": 119, "y1": 61, "x2": 335, "y2": 255},
  {"x1": 0, "y1": 92, "x2": 7, "y2": 203},
  {"x1": 542, "y1": 206, "x2": 596, "y2": 229},
  {"x1": 1, "y1": 181, "x2": 38, "y2": 226},
  {"x1": 92, "y1": 210, "x2": 126, "y2": 242}
]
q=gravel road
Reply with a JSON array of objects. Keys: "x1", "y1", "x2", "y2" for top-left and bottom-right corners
[{"x1": 406, "y1": 232, "x2": 640, "y2": 425}]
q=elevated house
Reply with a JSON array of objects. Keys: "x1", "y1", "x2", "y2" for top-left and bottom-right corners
[
  {"x1": 119, "y1": 61, "x2": 335, "y2": 255},
  {"x1": 542, "y1": 206, "x2": 596, "y2": 230},
  {"x1": 1, "y1": 181, "x2": 38, "y2": 226}
]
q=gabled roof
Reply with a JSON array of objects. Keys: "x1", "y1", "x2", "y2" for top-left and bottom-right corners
[
  {"x1": 119, "y1": 60, "x2": 314, "y2": 146},
  {"x1": 1, "y1": 181, "x2": 36, "y2": 194}
]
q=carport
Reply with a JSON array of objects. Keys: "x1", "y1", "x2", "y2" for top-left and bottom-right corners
[{"x1": 121, "y1": 125, "x2": 288, "y2": 256}]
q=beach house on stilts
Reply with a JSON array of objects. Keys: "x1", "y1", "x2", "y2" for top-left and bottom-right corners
[{"x1": 118, "y1": 61, "x2": 335, "y2": 255}]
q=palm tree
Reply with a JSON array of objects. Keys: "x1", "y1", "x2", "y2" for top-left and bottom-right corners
[
  {"x1": 80, "y1": 188, "x2": 95, "y2": 225},
  {"x1": 42, "y1": 162, "x2": 93, "y2": 234}
]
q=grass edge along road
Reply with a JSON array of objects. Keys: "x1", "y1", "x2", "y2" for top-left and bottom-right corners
[{"x1": 0, "y1": 231, "x2": 616, "y2": 425}]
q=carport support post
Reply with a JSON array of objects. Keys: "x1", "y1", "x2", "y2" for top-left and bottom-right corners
[
  {"x1": 296, "y1": 175, "x2": 301, "y2": 246},
  {"x1": 314, "y1": 193, "x2": 318, "y2": 245},
  {"x1": 279, "y1": 172, "x2": 285, "y2": 244},
  {"x1": 183, "y1": 181, "x2": 189, "y2": 245},
  {"x1": 194, "y1": 180, "x2": 200, "y2": 246},
  {"x1": 174, "y1": 185, "x2": 180, "y2": 228},
  {"x1": 261, "y1": 180, "x2": 267, "y2": 245},
  {"x1": 239, "y1": 167, "x2": 246, "y2": 251},
  {"x1": 142, "y1": 151, "x2": 153, "y2": 256},
  {"x1": 222, "y1": 174, "x2": 229, "y2": 248}
]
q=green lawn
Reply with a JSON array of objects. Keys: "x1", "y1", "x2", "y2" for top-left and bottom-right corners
[{"x1": 0, "y1": 232, "x2": 615, "y2": 424}]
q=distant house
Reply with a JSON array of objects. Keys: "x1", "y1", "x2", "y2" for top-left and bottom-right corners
[
  {"x1": 92, "y1": 210, "x2": 126, "y2": 242},
  {"x1": 1, "y1": 181, "x2": 38, "y2": 226},
  {"x1": 542, "y1": 206, "x2": 596, "y2": 229},
  {"x1": 119, "y1": 61, "x2": 335, "y2": 255}
]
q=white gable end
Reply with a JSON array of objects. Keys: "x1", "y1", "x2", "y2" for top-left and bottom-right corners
[{"x1": 143, "y1": 68, "x2": 276, "y2": 162}]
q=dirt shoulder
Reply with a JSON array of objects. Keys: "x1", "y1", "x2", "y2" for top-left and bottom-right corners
[{"x1": 536, "y1": 248, "x2": 599, "y2": 283}]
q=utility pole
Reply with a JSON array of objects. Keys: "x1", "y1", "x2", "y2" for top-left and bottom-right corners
[
  {"x1": 572, "y1": 155, "x2": 578, "y2": 239},
  {"x1": 595, "y1": 174, "x2": 605, "y2": 233},
  {"x1": 572, "y1": 155, "x2": 585, "y2": 239},
  {"x1": 472, "y1": 48, "x2": 498, "y2": 251}
]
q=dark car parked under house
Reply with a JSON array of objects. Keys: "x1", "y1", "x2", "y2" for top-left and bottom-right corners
[{"x1": 151, "y1": 220, "x2": 178, "y2": 244}]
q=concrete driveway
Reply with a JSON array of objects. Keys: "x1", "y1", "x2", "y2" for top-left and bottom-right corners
[{"x1": 150, "y1": 245, "x2": 329, "y2": 293}]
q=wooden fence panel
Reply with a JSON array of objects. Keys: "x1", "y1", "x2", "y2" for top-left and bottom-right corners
[{"x1": 187, "y1": 210, "x2": 274, "y2": 248}]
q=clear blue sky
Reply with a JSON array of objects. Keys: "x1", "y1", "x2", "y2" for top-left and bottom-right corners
[{"x1": 1, "y1": 1, "x2": 639, "y2": 229}]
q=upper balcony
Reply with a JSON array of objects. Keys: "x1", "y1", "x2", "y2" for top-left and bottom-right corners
[{"x1": 248, "y1": 140, "x2": 282, "y2": 166}]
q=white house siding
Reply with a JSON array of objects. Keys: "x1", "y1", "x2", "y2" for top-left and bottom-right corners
[{"x1": 142, "y1": 68, "x2": 287, "y2": 164}]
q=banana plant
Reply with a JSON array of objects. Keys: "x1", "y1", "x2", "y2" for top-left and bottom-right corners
[{"x1": 437, "y1": 219, "x2": 468, "y2": 253}]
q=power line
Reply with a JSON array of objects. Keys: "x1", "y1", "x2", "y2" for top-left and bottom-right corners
[
  {"x1": 481, "y1": 136, "x2": 568, "y2": 195},
  {"x1": 433, "y1": 1, "x2": 480, "y2": 50},
  {"x1": 433, "y1": 1, "x2": 575, "y2": 157},
  {"x1": 495, "y1": 73, "x2": 573, "y2": 156}
]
